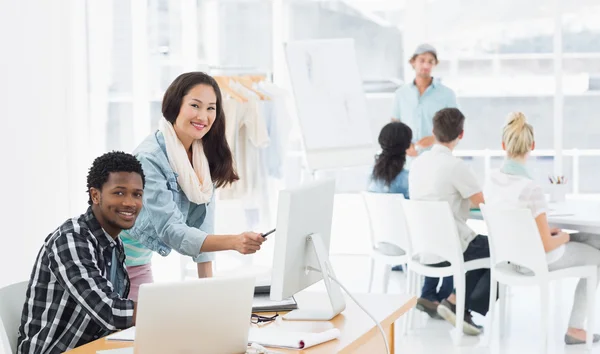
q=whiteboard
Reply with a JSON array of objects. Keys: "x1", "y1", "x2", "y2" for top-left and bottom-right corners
[{"x1": 284, "y1": 39, "x2": 374, "y2": 170}]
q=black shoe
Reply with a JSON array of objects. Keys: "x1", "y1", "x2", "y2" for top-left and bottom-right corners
[
  {"x1": 564, "y1": 333, "x2": 600, "y2": 345},
  {"x1": 416, "y1": 298, "x2": 442, "y2": 319},
  {"x1": 391, "y1": 265, "x2": 404, "y2": 272},
  {"x1": 436, "y1": 299, "x2": 483, "y2": 336}
]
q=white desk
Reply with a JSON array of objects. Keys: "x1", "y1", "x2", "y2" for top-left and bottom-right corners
[
  {"x1": 470, "y1": 199, "x2": 600, "y2": 234},
  {"x1": 65, "y1": 292, "x2": 416, "y2": 354}
]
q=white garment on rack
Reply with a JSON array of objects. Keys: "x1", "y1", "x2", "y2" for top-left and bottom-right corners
[
  {"x1": 256, "y1": 82, "x2": 292, "y2": 179},
  {"x1": 220, "y1": 82, "x2": 269, "y2": 202}
]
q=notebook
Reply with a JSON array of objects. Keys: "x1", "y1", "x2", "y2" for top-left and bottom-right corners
[{"x1": 248, "y1": 328, "x2": 340, "y2": 349}]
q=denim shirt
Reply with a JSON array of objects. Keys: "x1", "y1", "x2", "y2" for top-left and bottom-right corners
[
  {"x1": 367, "y1": 169, "x2": 410, "y2": 199},
  {"x1": 392, "y1": 78, "x2": 457, "y2": 144},
  {"x1": 123, "y1": 131, "x2": 215, "y2": 263}
]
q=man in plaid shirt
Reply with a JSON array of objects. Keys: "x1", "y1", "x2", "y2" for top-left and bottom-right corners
[{"x1": 17, "y1": 152, "x2": 145, "y2": 354}]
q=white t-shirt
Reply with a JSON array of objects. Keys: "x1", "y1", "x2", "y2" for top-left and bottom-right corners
[
  {"x1": 484, "y1": 169, "x2": 565, "y2": 264},
  {"x1": 409, "y1": 145, "x2": 480, "y2": 262}
]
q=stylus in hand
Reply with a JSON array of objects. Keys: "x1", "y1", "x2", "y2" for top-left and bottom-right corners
[{"x1": 262, "y1": 228, "x2": 276, "y2": 238}]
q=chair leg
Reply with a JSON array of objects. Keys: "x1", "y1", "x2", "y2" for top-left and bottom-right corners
[
  {"x1": 403, "y1": 270, "x2": 413, "y2": 336},
  {"x1": 453, "y1": 274, "x2": 466, "y2": 346},
  {"x1": 498, "y1": 283, "x2": 507, "y2": 338},
  {"x1": 368, "y1": 257, "x2": 375, "y2": 293},
  {"x1": 486, "y1": 274, "x2": 498, "y2": 346},
  {"x1": 586, "y1": 274, "x2": 597, "y2": 350},
  {"x1": 408, "y1": 272, "x2": 419, "y2": 331},
  {"x1": 383, "y1": 265, "x2": 391, "y2": 294},
  {"x1": 540, "y1": 284, "x2": 549, "y2": 352}
]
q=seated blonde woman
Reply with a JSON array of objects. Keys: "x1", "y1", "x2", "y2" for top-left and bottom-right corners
[{"x1": 484, "y1": 112, "x2": 600, "y2": 345}]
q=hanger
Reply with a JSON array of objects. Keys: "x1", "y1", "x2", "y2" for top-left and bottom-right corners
[
  {"x1": 235, "y1": 76, "x2": 270, "y2": 101},
  {"x1": 214, "y1": 76, "x2": 248, "y2": 102}
]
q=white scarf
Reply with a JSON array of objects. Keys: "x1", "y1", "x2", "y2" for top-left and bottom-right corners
[{"x1": 158, "y1": 118, "x2": 213, "y2": 204}]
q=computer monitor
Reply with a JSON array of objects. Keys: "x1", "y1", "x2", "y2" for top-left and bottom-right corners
[{"x1": 269, "y1": 178, "x2": 346, "y2": 321}]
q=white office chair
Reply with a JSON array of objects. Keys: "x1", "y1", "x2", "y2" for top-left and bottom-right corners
[
  {"x1": 480, "y1": 204, "x2": 597, "y2": 351},
  {"x1": 402, "y1": 200, "x2": 489, "y2": 344},
  {"x1": 0, "y1": 281, "x2": 28, "y2": 354},
  {"x1": 361, "y1": 192, "x2": 410, "y2": 293}
]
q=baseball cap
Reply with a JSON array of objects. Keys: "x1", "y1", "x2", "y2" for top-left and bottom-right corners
[{"x1": 412, "y1": 43, "x2": 438, "y2": 60}]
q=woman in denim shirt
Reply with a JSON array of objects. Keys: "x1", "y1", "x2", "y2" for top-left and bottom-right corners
[
  {"x1": 121, "y1": 72, "x2": 265, "y2": 300},
  {"x1": 367, "y1": 122, "x2": 414, "y2": 272},
  {"x1": 368, "y1": 121, "x2": 415, "y2": 198}
]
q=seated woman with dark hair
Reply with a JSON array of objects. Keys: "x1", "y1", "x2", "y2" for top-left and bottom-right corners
[
  {"x1": 368, "y1": 121, "x2": 415, "y2": 198},
  {"x1": 367, "y1": 122, "x2": 415, "y2": 273}
]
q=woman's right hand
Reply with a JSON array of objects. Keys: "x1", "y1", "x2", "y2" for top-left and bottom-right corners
[
  {"x1": 558, "y1": 231, "x2": 570, "y2": 244},
  {"x1": 234, "y1": 232, "x2": 265, "y2": 254}
]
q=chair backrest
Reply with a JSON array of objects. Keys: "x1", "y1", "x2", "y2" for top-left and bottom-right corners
[
  {"x1": 480, "y1": 204, "x2": 548, "y2": 275},
  {"x1": 401, "y1": 200, "x2": 465, "y2": 266},
  {"x1": 0, "y1": 281, "x2": 28, "y2": 354},
  {"x1": 361, "y1": 192, "x2": 411, "y2": 253}
]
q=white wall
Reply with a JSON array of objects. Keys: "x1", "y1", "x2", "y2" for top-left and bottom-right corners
[{"x1": 0, "y1": 0, "x2": 89, "y2": 288}]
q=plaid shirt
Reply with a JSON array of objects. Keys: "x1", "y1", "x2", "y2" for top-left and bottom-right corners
[{"x1": 17, "y1": 208, "x2": 135, "y2": 354}]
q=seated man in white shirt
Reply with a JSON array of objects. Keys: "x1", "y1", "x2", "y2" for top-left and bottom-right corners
[
  {"x1": 484, "y1": 112, "x2": 600, "y2": 345},
  {"x1": 409, "y1": 107, "x2": 490, "y2": 336}
]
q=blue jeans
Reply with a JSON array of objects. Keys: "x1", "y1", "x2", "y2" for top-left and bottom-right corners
[
  {"x1": 420, "y1": 235, "x2": 491, "y2": 315},
  {"x1": 421, "y1": 271, "x2": 453, "y2": 303}
]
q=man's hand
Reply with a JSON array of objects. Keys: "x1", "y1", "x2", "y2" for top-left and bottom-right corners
[
  {"x1": 416, "y1": 136, "x2": 435, "y2": 148},
  {"x1": 550, "y1": 227, "x2": 561, "y2": 235},
  {"x1": 234, "y1": 232, "x2": 265, "y2": 254},
  {"x1": 406, "y1": 143, "x2": 418, "y2": 157}
]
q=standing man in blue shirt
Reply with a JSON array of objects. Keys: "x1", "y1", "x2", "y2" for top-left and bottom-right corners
[
  {"x1": 392, "y1": 43, "x2": 458, "y2": 152},
  {"x1": 391, "y1": 44, "x2": 458, "y2": 319}
]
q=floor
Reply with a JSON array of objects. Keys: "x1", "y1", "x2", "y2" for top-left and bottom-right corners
[{"x1": 151, "y1": 194, "x2": 600, "y2": 354}]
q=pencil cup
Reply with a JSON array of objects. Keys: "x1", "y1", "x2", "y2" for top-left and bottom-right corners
[{"x1": 549, "y1": 183, "x2": 568, "y2": 203}]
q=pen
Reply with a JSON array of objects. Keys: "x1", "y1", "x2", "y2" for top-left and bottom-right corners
[{"x1": 262, "y1": 228, "x2": 276, "y2": 238}]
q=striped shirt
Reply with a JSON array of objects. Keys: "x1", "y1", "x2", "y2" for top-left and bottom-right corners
[
  {"x1": 121, "y1": 230, "x2": 153, "y2": 266},
  {"x1": 17, "y1": 208, "x2": 135, "y2": 354}
]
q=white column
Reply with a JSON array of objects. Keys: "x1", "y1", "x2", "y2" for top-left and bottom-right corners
[
  {"x1": 553, "y1": 0, "x2": 564, "y2": 176},
  {"x1": 181, "y1": 0, "x2": 198, "y2": 71},
  {"x1": 87, "y1": 0, "x2": 113, "y2": 160},
  {"x1": 65, "y1": 0, "x2": 92, "y2": 212},
  {"x1": 0, "y1": 0, "x2": 84, "y2": 287},
  {"x1": 131, "y1": 0, "x2": 151, "y2": 148}
]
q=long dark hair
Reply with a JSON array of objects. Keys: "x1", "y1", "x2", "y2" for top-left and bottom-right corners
[
  {"x1": 162, "y1": 72, "x2": 239, "y2": 188},
  {"x1": 372, "y1": 122, "x2": 413, "y2": 186}
]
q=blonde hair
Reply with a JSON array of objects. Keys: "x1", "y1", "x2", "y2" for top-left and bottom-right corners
[{"x1": 503, "y1": 112, "x2": 534, "y2": 158}]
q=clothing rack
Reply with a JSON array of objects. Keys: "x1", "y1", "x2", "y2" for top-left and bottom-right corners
[{"x1": 208, "y1": 65, "x2": 273, "y2": 82}]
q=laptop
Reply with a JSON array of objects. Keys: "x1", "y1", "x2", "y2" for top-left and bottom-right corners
[{"x1": 134, "y1": 276, "x2": 255, "y2": 354}]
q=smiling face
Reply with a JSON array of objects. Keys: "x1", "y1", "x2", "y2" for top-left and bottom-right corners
[
  {"x1": 90, "y1": 171, "x2": 144, "y2": 237},
  {"x1": 172, "y1": 84, "x2": 217, "y2": 150},
  {"x1": 411, "y1": 52, "x2": 437, "y2": 79}
]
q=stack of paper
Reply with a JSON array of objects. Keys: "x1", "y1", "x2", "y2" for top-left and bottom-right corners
[
  {"x1": 96, "y1": 349, "x2": 133, "y2": 354},
  {"x1": 248, "y1": 328, "x2": 340, "y2": 349},
  {"x1": 106, "y1": 327, "x2": 136, "y2": 342}
]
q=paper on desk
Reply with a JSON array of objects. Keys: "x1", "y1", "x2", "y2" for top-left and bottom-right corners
[
  {"x1": 106, "y1": 327, "x2": 136, "y2": 341},
  {"x1": 96, "y1": 349, "x2": 133, "y2": 354},
  {"x1": 248, "y1": 328, "x2": 340, "y2": 349}
]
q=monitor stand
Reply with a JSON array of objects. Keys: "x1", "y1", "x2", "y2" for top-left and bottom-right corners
[{"x1": 282, "y1": 233, "x2": 346, "y2": 321}]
